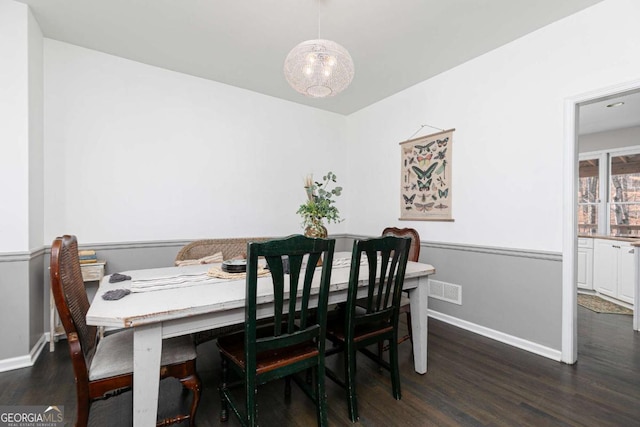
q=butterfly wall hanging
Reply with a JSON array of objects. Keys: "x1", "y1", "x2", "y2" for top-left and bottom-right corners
[{"x1": 399, "y1": 128, "x2": 455, "y2": 221}]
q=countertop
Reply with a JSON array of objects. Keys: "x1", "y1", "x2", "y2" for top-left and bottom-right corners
[{"x1": 579, "y1": 234, "x2": 640, "y2": 245}]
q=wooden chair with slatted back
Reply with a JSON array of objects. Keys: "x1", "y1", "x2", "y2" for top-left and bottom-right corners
[
  {"x1": 217, "y1": 234, "x2": 336, "y2": 427},
  {"x1": 325, "y1": 235, "x2": 411, "y2": 422},
  {"x1": 50, "y1": 235, "x2": 201, "y2": 427},
  {"x1": 382, "y1": 227, "x2": 421, "y2": 349}
]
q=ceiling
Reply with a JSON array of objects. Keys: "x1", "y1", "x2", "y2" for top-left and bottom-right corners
[
  {"x1": 19, "y1": 0, "x2": 605, "y2": 116},
  {"x1": 579, "y1": 91, "x2": 640, "y2": 135}
]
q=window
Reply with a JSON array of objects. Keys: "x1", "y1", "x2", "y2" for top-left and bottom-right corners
[
  {"x1": 578, "y1": 157, "x2": 599, "y2": 235},
  {"x1": 609, "y1": 153, "x2": 640, "y2": 237},
  {"x1": 578, "y1": 147, "x2": 640, "y2": 237}
]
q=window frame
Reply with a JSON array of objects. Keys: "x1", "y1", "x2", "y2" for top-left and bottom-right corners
[
  {"x1": 607, "y1": 146, "x2": 640, "y2": 237},
  {"x1": 578, "y1": 151, "x2": 607, "y2": 235},
  {"x1": 579, "y1": 145, "x2": 640, "y2": 236}
]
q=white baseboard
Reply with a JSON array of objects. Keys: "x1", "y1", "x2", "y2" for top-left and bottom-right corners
[
  {"x1": 428, "y1": 310, "x2": 562, "y2": 362},
  {"x1": 0, "y1": 334, "x2": 47, "y2": 373},
  {"x1": 0, "y1": 354, "x2": 32, "y2": 373},
  {"x1": 31, "y1": 334, "x2": 47, "y2": 363}
]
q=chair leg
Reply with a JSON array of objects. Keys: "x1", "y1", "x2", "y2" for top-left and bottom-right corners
[
  {"x1": 75, "y1": 399, "x2": 90, "y2": 427},
  {"x1": 245, "y1": 371, "x2": 258, "y2": 427},
  {"x1": 315, "y1": 362, "x2": 328, "y2": 427},
  {"x1": 285, "y1": 376, "x2": 292, "y2": 398},
  {"x1": 179, "y1": 372, "x2": 201, "y2": 427},
  {"x1": 376, "y1": 341, "x2": 385, "y2": 373},
  {"x1": 389, "y1": 334, "x2": 402, "y2": 400},
  {"x1": 306, "y1": 368, "x2": 313, "y2": 385},
  {"x1": 406, "y1": 311, "x2": 413, "y2": 346},
  {"x1": 220, "y1": 357, "x2": 229, "y2": 422},
  {"x1": 344, "y1": 345, "x2": 359, "y2": 422}
]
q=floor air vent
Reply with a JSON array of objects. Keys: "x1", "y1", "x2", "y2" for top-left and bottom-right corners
[{"x1": 428, "y1": 279, "x2": 462, "y2": 305}]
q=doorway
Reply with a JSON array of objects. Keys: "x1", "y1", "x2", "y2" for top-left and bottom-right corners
[{"x1": 562, "y1": 80, "x2": 640, "y2": 364}]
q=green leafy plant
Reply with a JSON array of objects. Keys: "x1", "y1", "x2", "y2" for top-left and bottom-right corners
[{"x1": 297, "y1": 171, "x2": 343, "y2": 236}]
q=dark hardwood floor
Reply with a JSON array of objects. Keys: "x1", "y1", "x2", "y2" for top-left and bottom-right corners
[{"x1": 2, "y1": 307, "x2": 638, "y2": 426}]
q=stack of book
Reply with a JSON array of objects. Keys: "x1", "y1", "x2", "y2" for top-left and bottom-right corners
[{"x1": 78, "y1": 249, "x2": 97, "y2": 264}]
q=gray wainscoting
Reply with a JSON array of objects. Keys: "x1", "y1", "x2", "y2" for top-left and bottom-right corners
[
  {"x1": 0, "y1": 234, "x2": 562, "y2": 370},
  {"x1": 29, "y1": 249, "x2": 45, "y2": 353},
  {"x1": 422, "y1": 241, "x2": 563, "y2": 354},
  {"x1": 0, "y1": 249, "x2": 46, "y2": 366},
  {"x1": 349, "y1": 235, "x2": 563, "y2": 356}
]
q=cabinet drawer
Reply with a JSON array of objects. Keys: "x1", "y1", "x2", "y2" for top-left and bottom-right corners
[{"x1": 578, "y1": 238, "x2": 594, "y2": 249}]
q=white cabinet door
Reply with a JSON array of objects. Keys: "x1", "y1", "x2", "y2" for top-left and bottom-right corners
[
  {"x1": 577, "y1": 248, "x2": 588, "y2": 288},
  {"x1": 618, "y1": 244, "x2": 635, "y2": 304},
  {"x1": 577, "y1": 247, "x2": 593, "y2": 290},
  {"x1": 593, "y1": 239, "x2": 617, "y2": 298}
]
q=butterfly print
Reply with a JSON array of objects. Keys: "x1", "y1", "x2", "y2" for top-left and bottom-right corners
[
  {"x1": 435, "y1": 148, "x2": 447, "y2": 160},
  {"x1": 417, "y1": 153, "x2": 433, "y2": 165},
  {"x1": 414, "y1": 141, "x2": 436, "y2": 154},
  {"x1": 412, "y1": 163, "x2": 438, "y2": 181},
  {"x1": 436, "y1": 137, "x2": 449, "y2": 147},
  {"x1": 417, "y1": 179, "x2": 432, "y2": 191},
  {"x1": 403, "y1": 194, "x2": 416, "y2": 204}
]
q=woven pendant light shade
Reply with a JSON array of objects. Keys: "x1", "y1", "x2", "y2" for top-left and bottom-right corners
[{"x1": 284, "y1": 39, "x2": 354, "y2": 98}]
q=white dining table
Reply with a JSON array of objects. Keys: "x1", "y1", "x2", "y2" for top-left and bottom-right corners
[{"x1": 86, "y1": 252, "x2": 435, "y2": 427}]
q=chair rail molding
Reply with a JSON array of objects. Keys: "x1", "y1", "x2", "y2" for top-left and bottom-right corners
[
  {"x1": 347, "y1": 234, "x2": 562, "y2": 261},
  {"x1": 0, "y1": 246, "x2": 46, "y2": 263}
]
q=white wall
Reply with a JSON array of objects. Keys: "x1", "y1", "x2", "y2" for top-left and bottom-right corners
[
  {"x1": 41, "y1": 0, "x2": 640, "y2": 252},
  {"x1": 28, "y1": 7, "x2": 44, "y2": 250},
  {"x1": 347, "y1": 0, "x2": 640, "y2": 253},
  {"x1": 0, "y1": 0, "x2": 30, "y2": 252},
  {"x1": 0, "y1": 0, "x2": 44, "y2": 363},
  {"x1": 44, "y1": 40, "x2": 348, "y2": 245},
  {"x1": 579, "y1": 125, "x2": 640, "y2": 153}
]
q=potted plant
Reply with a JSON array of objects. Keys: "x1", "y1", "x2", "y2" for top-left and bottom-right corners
[{"x1": 297, "y1": 171, "x2": 343, "y2": 238}]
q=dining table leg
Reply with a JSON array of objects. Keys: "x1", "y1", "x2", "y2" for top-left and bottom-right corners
[
  {"x1": 409, "y1": 275, "x2": 429, "y2": 374},
  {"x1": 134, "y1": 323, "x2": 163, "y2": 427}
]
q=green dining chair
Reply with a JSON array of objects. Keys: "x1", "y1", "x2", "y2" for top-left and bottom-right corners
[
  {"x1": 217, "y1": 234, "x2": 336, "y2": 427},
  {"x1": 325, "y1": 235, "x2": 411, "y2": 422},
  {"x1": 381, "y1": 227, "x2": 421, "y2": 350}
]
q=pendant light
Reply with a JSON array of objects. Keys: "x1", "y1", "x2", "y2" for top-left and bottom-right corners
[{"x1": 283, "y1": 1, "x2": 354, "y2": 98}]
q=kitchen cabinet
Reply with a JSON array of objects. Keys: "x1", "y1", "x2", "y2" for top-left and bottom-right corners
[
  {"x1": 577, "y1": 238, "x2": 594, "y2": 290},
  {"x1": 593, "y1": 239, "x2": 635, "y2": 304},
  {"x1": 618, "y1": 244, "x2": 635, "y2": 304}
]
